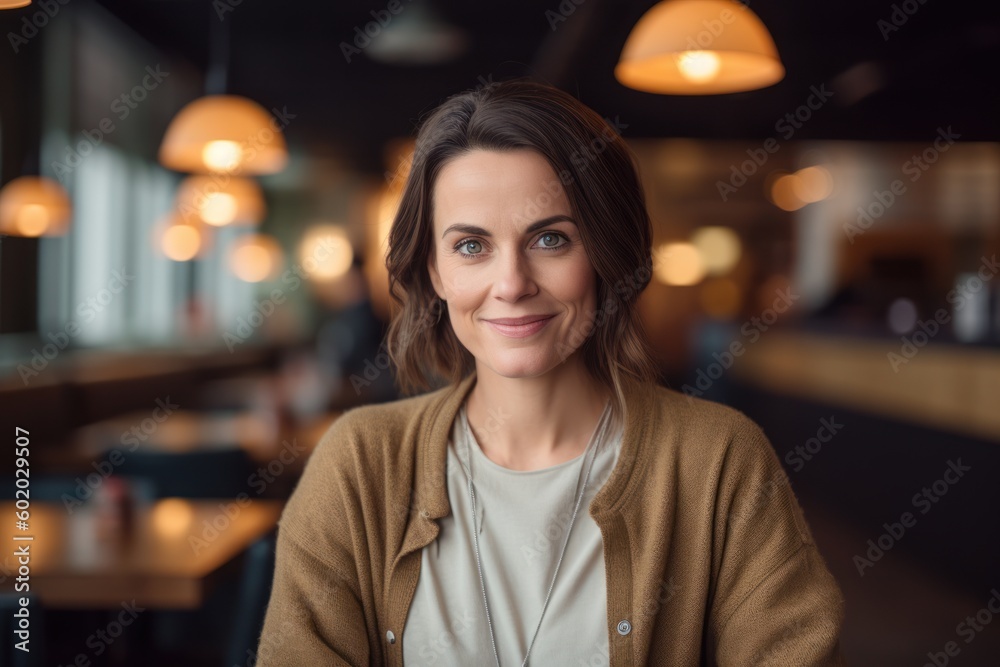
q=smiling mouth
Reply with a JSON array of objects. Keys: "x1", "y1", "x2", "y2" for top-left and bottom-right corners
[
  {"x1": 483, "y1": 315, "x2": 555, "y2": 338},
  {"x1": 484, "y1": 315, "x2": 555, "y2": 326}
]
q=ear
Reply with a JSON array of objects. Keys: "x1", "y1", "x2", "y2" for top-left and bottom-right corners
[{"x1": 427, "y1": 250, "x2": 446, "y2": 300}]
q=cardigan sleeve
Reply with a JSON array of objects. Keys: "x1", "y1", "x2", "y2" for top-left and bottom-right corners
[
  {"x1": 255, "y1": 412, "x2": 374, "y2": 667},
  {"x1": 255, "y1": 528, "x2": 370, "y2": 666},
  {"x1": 707, "y1": 416, "x2": 847, "y2": 666}
]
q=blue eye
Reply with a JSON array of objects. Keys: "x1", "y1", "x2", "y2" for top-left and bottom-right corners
[
  {"x1": 536, "y1": 233, "x2": 567, "y2": 250},
  {"x1": 455, "y1": 239, "x2": 483, "y2": 256}
]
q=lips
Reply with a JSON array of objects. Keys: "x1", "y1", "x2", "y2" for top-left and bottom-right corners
[
  {"x1": 484, "y1": 315, "x2": 555, "y2": 326},
  {"x1": 483, "y1": 314, "x2": 556, "y2": 339}
]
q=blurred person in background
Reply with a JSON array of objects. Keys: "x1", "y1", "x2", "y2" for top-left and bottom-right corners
[
  {"x1": 315, "y1": 257, "x2": 400, "y2": 406},
  {"x1": 257, "y1": 79, "x2": 846, "y2": 666}
]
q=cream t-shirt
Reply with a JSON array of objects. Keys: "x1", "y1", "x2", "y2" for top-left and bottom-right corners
[{"x1": 402, "y1": 400, "x2": 623, "y2": 666}]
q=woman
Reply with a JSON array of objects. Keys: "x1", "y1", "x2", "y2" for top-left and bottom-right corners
[{"x1": 257, "y1": 79, "x2": 846, "y2": 666}]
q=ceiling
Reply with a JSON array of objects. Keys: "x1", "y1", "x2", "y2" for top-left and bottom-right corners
[{"x1": 92, "y1": 0, "x2": 1000, "y2": 175}]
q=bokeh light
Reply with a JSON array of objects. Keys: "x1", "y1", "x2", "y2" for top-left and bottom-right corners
[
  {"x1": 690, "y1": 226, "x2": 741, "y2": 275},
  {"x1": 152, "y1": 498, "x2": 195, "y2": 537},
  {"x1": 654, "y1": 241, "x2": 706, "y2": 286},
  {"x1": 768, "y1": 171, "x2": 806, "y2": 211},
  {"x1": 162, "y1": 225, "x2": 201, "y2": 261},
  {"x1": 298, "y1": 225, "x2": 354, "y2": 282},
  {"x1": 792, "y1": 165, "x2": 834, "y2": 203},
  {"x1": 229, "y1": 233, "x2": 285, "y2": 282}
]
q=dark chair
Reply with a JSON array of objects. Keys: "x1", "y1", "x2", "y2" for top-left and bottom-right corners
[{"x1": 223, "y1": 529, "x2": 277, "y2": 667}]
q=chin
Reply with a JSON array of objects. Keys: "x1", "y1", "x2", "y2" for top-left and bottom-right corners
[{"x1": 479, "y1": 348, "x2": 572, "y2": 379}]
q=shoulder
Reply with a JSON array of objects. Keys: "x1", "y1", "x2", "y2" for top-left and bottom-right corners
[
  {"x1": 644, "y1": 384, "x2": 773, "y2": 461},
  {"x1": 641, "y1": 386, "x2": 811, "y2": 540},
  {"x1": 634, "y1": 384, "x2": 784, "y2": 504}
]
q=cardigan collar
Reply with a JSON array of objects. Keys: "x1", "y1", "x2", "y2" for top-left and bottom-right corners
[{"x1": 413, "y1": 371, "x2": 654, "y2": 525}]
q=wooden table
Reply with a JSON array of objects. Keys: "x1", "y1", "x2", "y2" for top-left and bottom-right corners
[
  {"x1": 731, "y1": 330, "x2": 1000, "y2": 443},
  {"x1": 0, "y1": 499, "x2": 283, "y2": 609},
  {"x1": 74, "y1": 409, "x2": 342, "y2": 464},
  {"x1": 74, "y1": 410, "x2": 279, "y2": 457}
]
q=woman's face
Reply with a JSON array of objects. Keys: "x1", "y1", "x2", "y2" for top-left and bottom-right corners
[{"x1": 427, "y1": 148, "x2": 598, "y2": 379}]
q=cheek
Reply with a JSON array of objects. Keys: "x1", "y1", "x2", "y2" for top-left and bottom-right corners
[
  {"x1": 559, "y1": 258, "x2": 598, "y2": 305},
  {"x1": 439, "y1": 266, "x2": 482, "y2": 310}
]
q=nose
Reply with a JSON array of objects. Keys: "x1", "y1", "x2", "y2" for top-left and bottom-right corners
[{"x1": 491, "y1": 248, "x2": 537, "y2": 302}]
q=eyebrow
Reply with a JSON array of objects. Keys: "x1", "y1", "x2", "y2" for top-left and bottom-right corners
[{"x1": 440, "y1": 215, "x2": 576, "y2": 239}]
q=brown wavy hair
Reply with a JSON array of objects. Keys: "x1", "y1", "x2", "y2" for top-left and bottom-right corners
[{"x1": 385, "y1": 77, "x2": 659, "y2": 426}]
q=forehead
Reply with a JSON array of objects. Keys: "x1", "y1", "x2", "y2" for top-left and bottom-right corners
[{"x1": 432, "y1": 149, "x2": 570, "y2": 226}]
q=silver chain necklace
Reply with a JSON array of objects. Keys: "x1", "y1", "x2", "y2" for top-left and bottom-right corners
[{"x1": 462, "y1": 399, "x2": 612, "y2": 667}]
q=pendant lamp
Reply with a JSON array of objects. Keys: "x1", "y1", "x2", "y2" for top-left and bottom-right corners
[
  {"x1": 0, "y1": 1, "x2": 32, "y2": 9},
  {"x1": 616, "y1": 0, "x2": 784, "y2": 95},
  {"x1": 175, "y1": 175, "x2": 265, "y2": 226},
  {"x1": 0, "y1": 176, "x2": 71, "y2": 237},
  {"x1": 158, "y1": 10, "x2": 288, "y2": 175},
  {"x1": 159, "y1": 95, "x2": 288, "y2": 174}
]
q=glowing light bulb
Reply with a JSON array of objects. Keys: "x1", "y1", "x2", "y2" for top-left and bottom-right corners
[
  {"x1": 676, "y1": 51, "x2": 721, "y2": 83},
  {"x1": 162, "y1": 224, "x2": 202, "y2": 261},
  {"x1": 202, "y1": 140, "x2": 243, "y2": 171},
  {"x1": 15, "y1": 204, "x2": 50, "y2": 237},
  {"x1": 199, "y1": 192, "x2": 238, "y2": 226}
]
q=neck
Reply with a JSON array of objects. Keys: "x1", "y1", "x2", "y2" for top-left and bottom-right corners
[{"x1": 465, "y1": 359, "x2": 611, "y2": 472}]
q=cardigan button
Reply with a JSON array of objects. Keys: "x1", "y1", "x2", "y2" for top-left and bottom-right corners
[
  {"x1": 386, "y1": 630, "x2": 396, "y2": 644},
  {"x1": 419, "y1": 509, "x2": 430, "y2": 519},
  {"x1": 616, "y1": 619, "x2": 632, "y2": 636}
]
